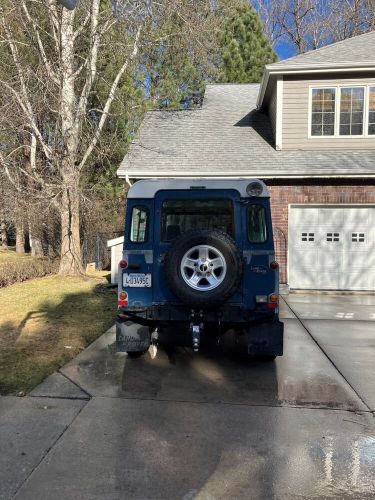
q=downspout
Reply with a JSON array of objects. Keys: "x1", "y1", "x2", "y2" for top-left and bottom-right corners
[{"x1": 125, "y1": 174, "x2": 132, "y2": 187}]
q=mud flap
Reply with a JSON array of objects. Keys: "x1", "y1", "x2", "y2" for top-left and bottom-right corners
[
  {"x1": 248, "y1": 319, "x2": 284, "y2": 356},
  {"x1": 116, "y1": 318, "x2": 151, "y2": 353}
]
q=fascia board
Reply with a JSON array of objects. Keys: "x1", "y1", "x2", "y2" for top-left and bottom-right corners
[
  {"x1": 118, "y1": 171, "x2": 375, "y2": 180},
  {"x1": 257, "y1": 63, "x2": 375, "y2": 109}
]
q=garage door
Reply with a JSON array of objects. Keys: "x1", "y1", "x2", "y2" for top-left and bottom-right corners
[{"x1": 288, "y1": 205, "x2": 375, "y2": 290}]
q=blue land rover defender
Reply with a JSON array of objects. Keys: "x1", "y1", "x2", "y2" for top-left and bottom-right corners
[{"x1": 116, "y1": 179, "x2": 283, "y2": 359}]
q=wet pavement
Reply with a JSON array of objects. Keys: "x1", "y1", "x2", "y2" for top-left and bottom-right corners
[{"x1": 1, "y1": 294, "x2": 375, "y2": 499}]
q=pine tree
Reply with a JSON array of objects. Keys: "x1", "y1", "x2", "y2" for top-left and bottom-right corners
[{"x1": 218, "y1": 1, "x2": 277, "y2": 83}]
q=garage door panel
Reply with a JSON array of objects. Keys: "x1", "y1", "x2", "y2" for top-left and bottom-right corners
[
  {"x1": 290, "y1": 269, "x2": 319, "y2": 289},
  {"x1": 344, "y1": 234, "x2": 370, "y2": 252},
  {"x1": 344, "y1": 208, "x2": 369, "y2": 226},
  {"x1": 343, "y1": 251, "x2": 374, "y2": 269},
  {"x1": 292, "y1": 208, "x2": 318, "y2": 226},
  {"x1": 289, "y1": 206, "x2": 375, "y2": 291},
  {"x1": 294, "y1": 249, "x2": 318, "y2": 267},
  {"x1": 319, "y1": 250, "x2": 342, "y2": 269},
  {"x1": 341, "y1": 272, "x2": 370, "y2": 290},
  {"x1": 318, "y1": 208, "x2": 344, "y2": 226},
  {"x1": 320, "y1": 273, "x2": 340, "y2": 290}
]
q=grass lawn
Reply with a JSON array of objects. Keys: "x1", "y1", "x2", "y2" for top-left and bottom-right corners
[
  {"x1": 0, "y1": 272, "x2": 116, "y2": 395},
  {"x1": 0, "y1": 248, "x2": 34, "y2": 264}
]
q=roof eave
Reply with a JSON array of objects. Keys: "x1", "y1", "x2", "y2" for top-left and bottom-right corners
[
  {"x1": 257, "y1": 62, "x2": 375, "y2": 109},
  {"x1": 117, "y1": 170, "x2": 375, "y2": 180}
]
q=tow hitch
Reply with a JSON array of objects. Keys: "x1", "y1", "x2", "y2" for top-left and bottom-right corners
[{"x1": 190, "y1": 310, "x2": 204, "y2": 352}]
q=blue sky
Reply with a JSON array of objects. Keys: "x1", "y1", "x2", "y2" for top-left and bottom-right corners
[{"x1": 275, "y1": 41, "x2": 297, "y2": 61}]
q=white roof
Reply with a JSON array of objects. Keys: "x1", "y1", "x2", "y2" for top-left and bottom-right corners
[{"x1": 127, "y1": 178, "x2": 269, "y2": 198}]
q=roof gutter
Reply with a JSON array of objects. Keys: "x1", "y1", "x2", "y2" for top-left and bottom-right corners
[
  {"x1": 118, "y1": 171, "x2": 375, "y2": 180},
  {"x1": 257, "y1": 62, "x2": 375, "y2": 109}
]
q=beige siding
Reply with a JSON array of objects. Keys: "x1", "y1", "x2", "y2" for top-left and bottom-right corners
[
  {"x1": 268, "y1": 83, "x2": 277, "y2": 138},
  {"x1": 282, "y1": 73, "x2": 375, "y2": 150}
]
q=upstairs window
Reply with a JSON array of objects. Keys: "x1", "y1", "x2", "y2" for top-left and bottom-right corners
[
  {"x1": 339, "y1": 87, "x2": 364, "y2": 136},
  {"x1": 311, "y1": 88, "x2": 336, "y2": 136},
  {"x1": 368, "y1": 87, "x2": 375, "y2": 135},
  {"x1": 310, "y1": 85, "x2": 375, "y2": 138}
]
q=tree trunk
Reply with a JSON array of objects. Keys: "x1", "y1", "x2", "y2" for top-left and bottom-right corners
[
  {"x1": 0, "y1": 218, "x2": 8, "y2": 250},
  {"x1": 58, "y1": 173, "x2": 83, "y2": 275},
  {"x1": 58, "y1": 9, "x2": 83, "y2": 276},
  {"x1": 15, "y1": 219, "x2": 25, "y2": 254}
]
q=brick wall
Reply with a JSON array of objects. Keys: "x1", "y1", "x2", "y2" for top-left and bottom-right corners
[{"x1": 268, "y1": 182, "x2": 375, "y2": 283}]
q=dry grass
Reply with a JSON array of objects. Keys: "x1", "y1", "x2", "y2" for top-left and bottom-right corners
[
  {"x1": 0, "y1": 248, "x2": 34, "y2": 263},
  {"x1": 0, "y1": 272, "x2": 115, "y2": 395}
]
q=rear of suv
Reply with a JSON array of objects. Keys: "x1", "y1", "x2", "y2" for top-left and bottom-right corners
[{"x1": 116, "y1": 178, "x2": 283, "y2": 359}]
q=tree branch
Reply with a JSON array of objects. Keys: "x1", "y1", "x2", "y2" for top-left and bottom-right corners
[
  {"x1": 22, "y1": 0, "x2": 59, "y2": 84},
  {"x1": 79, "y1": 25, "x2": 142, "y2": 170},
  {"x1": 75, "y1": 0, "x2": 101, "y2": 127}
]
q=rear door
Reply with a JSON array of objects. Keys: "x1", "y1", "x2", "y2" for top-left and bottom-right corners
[
  {"x1": 121, "y1": 199, "x2": 154, "y2": 308},
  {"x1": 153, "y1": 189, "x2": 243, "y2": 304},
  {"x1": 241, "y1": 199, "x2": 277, "y2": 308}
]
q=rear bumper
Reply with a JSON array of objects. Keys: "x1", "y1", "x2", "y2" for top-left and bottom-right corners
[
  {"x1": 118, "y1": 303, "x2": 277, "y2": 325},
  {"x1": 116, "y1": 316, "x2": 284, "y2": 356},
  {"x1": 116, "y1": 305, "x2": 284, "y2": 356}
]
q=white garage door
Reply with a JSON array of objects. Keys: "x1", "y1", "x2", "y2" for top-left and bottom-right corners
[{"x1": 288, "y1": 205, "x2": 375, "y2": 290}]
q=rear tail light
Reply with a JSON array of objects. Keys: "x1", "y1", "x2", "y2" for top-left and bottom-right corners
[
  {"x1": 119, "y1": 259, "x2": 128, "y2": 269},
  {"x1": 118, "y1": 291, "x2": 128, "y2": 307},
  {"x1": 256, "y1": 295, "x2": 268, "y2": 303},
  {"x1": 267, "y1": 293, "x2": 278, "y2": 309},
  {"x1": 270, "y1": 261, "x2": 279, "y2": 270}
]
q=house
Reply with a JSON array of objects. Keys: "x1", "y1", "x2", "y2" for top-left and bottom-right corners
[{"x1": 118, "y1": 31, "x2": 375, "y2": 292}]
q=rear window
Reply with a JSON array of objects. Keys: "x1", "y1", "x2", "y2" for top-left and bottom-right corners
[
  {"x1": 248, "y1": 204, "x2": 267, "y2": 243},
  {"x1": 130, "y1": 206, "x2": 148, "y2": 242},
  {"x1": 161, "y1": 199, "x2": 234, "y2": 241}
]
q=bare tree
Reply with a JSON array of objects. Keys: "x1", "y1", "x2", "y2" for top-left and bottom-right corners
[
  {"x1": 0, "y1": 0, "x2": 146, "y2": 274},
  {"x1": 328, "y1": 0, "x2": 375, "y2": 41},
  {"x1": 253, "y1": 0, "x2": 375, "y2": 55},
  {"x1": 0, "y1": 0, "x2": 217, "y2": 275}
]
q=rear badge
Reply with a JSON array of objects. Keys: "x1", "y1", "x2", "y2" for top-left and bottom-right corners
[{"x1": 250, "y1": 265, "x2": 267, "y2": 274}]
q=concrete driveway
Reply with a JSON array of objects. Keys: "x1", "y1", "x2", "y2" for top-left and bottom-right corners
[{"x1": 1, "y1": 294, "x2": 375, "y2": 499}]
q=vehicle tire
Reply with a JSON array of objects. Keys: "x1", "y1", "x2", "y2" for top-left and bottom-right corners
[
  {"x1": 126, "y1": 350, "x2": 147, "y2": 359},
  {"x1": 164, "y1": 230, "x2": 242, "y2": 308}
]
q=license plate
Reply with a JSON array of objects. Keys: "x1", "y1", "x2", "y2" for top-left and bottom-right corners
[{"x1": 123, "y1": 273, "x2": 152, "y2": 288}]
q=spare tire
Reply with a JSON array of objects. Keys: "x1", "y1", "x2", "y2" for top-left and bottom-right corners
[{"x1": 164, "y1": 230, "x2": 243, "y2": 308}]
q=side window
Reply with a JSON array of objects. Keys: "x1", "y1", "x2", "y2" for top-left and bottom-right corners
[
  {"x1": 130, "y1": 206, "x2": 148, "y2": 243},
  {"x1": 248, "y1": 205, "x2": 267, "y2": 243}
]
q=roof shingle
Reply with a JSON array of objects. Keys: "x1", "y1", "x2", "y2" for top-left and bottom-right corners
[
  {"x1": 118, "y1": 84, "x2": 375, "y2": 180},
  {"x1": 268, "y1": 30, "x2": 375, "y2": 68}
]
